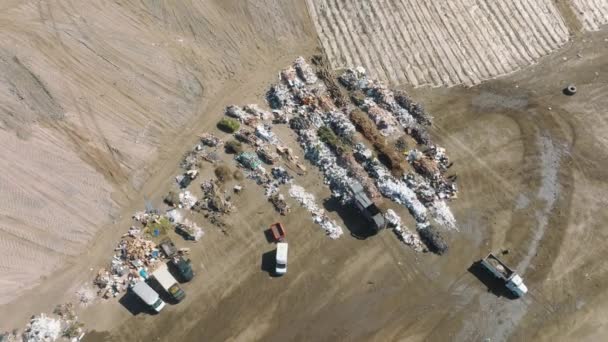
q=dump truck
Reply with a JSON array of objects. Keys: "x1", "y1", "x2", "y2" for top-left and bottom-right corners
[
  {"x1": 275, "y1": 242, "x2": 288, "y2": 276},
  {"x1": 349, "y1": 181, "x2": 385, "y2": 232},
  {"x1": 151, "y1": 263, "x2": 186, "y2": 302},
  {"x1": 480, "y1": 253, "x2": 528, "y2": 297},
  {"x1": 132, "y1": 281, "x2": 165, "y2": 313}
]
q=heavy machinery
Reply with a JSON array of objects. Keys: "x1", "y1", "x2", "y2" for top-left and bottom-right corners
[
  {"x1": 480, "y1": 253, "x2": 528, "y2": 298},
  {"x1": 349, "y1": 181, "x2": 385, "y2": 232}
]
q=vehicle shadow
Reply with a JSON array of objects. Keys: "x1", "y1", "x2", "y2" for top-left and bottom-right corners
[
  {"x1": 263, "y1": 228, "x2": 276, "y2": 244},
  {"x1": 323, "y1": 197, "x2": 376, "y2": 240},
  {"x1": 260, "y1": 249, "x2": 280, "y2": 277},
  {"x1": 118, "y1": 290, "x2": 153, "y2": 316},
  {"x1": 468, "y1": 261, "x2": 519, "y2": 300}
]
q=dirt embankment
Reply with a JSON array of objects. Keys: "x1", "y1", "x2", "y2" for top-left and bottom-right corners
[{"x1": 0, "y1": 0, "x2": 315, "y2": 324}]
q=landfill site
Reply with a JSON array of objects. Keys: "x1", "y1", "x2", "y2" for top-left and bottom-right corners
[{"x1": 1, "y1": 1, "x2": 607, "y2": 341}]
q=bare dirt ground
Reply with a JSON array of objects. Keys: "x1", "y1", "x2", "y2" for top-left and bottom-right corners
[
  {"x1": 77, "y1": 27, "x2": 607, "y2": 342},
  {"x1": 0, "y1": 0, "x2": 313, "y2": 309},
  {"x1": 2, "y1": 1, "x2": 608, "y2": 342}
]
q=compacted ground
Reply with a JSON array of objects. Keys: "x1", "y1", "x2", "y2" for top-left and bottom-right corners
[
  {"x1": 1, "y1": 1, "x2": 607, "y2": 341},
  {"x1": 81, "y1": 29, "x2": 608, "y2": 342}
]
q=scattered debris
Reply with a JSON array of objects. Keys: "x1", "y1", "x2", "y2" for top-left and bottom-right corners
[
  {"x1": 385, "y1": 209, "x2": 425, "y2": 252},
  {"x1": 289, "y1": 185, "x2": 344, "y2": 239}
]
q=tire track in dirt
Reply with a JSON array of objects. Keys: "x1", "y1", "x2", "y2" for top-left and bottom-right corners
[{"x1": 306, "y1": 0, "x2": 570, "y2": 87}]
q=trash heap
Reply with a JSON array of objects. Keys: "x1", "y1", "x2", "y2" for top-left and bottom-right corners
[
  {"x1": 181, "y1": 136, "x2": 223, "y2": 170},
  {"x1": 354, "y1": 143, "x2": 428, "y2": 224},
  {"x1": 385, "y1": 209, "x2": 425, "y2": 252},
  {"x1": 195, "y1": 180, "x2": 234, "y2": 215},
  {"x1": 255, "y1": 124, "x2": 279, "y2": 144},
  {"x1": 235, "y1": 129, "x2": 264, "y2": 147},
  {"x1": 226, "y1": 105, "x2": 255, "y2": 124},
  {"x1": 361, "y1": 100, "x2": 399, "y2": 136},
  {"x1": 288, "y1": 185, "x2": 344, "y2": 239},
  {"x1": 200, "y1": 133, "x2": 222, "y2": 147},
  {"x1": 256, "y1": 146, "x2": 279, "y2": 164},
  {"x1": 244, "y1": 104, "x2": 272, "y2": 121},
  {"x1": 235, "y1": 152, "x2": 263, "y2": 170},
  {"x1": 294, "y1": 56, "x2": 318, "y2": 84},
  {"x1": 178, "y1": 190, "x2": 198, "y2": 209},
  {"x1": 22, "y1": 314, "x2": 61, "y2": 342}
]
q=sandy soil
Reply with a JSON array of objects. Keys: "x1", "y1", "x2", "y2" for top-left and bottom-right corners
[
  {"x1": 307, "y1": 0, "x2": 570, "y2": 87},
  {"x1": 0, "y1": 0, "x2": 314, "y2": 324},
  {"x1": 1, "y1": 1, "x2": 608, "y2": 342},
  {"x1": 73, "y1": 27, "x2": 607, "y2": 342}
]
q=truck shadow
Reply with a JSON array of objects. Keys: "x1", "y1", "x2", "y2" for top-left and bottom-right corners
[
  {"x1": 323, "y1": 197, "x2": 377, "y2": 240},
  {"x1": 260, "y1": 249, "x2": 281, "y2": 277},
  {"x1": 118, "y1": 291, "x2": 154, "y2": 316},
  {"x1": 263, "y1": 228, "x2": 276, "y2": 244},
  {"x1": 468, "y1": 261, "x2": 519, "y2": 300}
]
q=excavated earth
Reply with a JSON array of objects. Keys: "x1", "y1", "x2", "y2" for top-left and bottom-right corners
[{"x1": 1, "y1": 1, "x2": 607, "y2": 341}]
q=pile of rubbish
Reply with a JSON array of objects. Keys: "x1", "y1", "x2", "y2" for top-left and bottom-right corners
[
  {"x1": 200, "y1": 133, "x2": 222, "y2": 147},
  {"x1": 2, "y1": 308, "x2": 85, "y2": 342},
  {"x1": 294, "y1": 56, "x2": 318, "y2": 84},
  {"x1": 94, "y1": 235, "x2": 162, "y2": 298},
  {"x1": 361, "y1": 100, "x2": 399, "y2": 136},
  {"x1": 236, "y1": 152, "x2": 263, "y2": 170},
  {"x1": 288, "y1": 185, "x2": 344, "y2": 239},
  {"x1": 195, "y1": 180, "x2": 234, "y2": 215},
  {"x1": 175, "y1": 220, "x2": 204, "y2": 241},
  {"x1": 255, "y1": 124, "x2": 279, "y2": 144},
  {"x1": 385, "y1": 209, "x2": 425, "y2": 252},
  {"x1": 256, "y1": 146, "x2": 279, "y2": 164},
  {"x1": 178, "y1": 191, "x2": 198, "y2": 209},
  {"x1": 244, "y1": 104, "x2": 272, "y2": 121},
  {"x1": 297, "y1": 129, "x2": 354, "y2": 203},
  {"x1": 22, "y1": 314, "x2": 61, "y2": 342}
]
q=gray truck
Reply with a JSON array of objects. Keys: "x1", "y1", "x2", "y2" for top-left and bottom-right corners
[
  {"x1": 349, "y1": 182, "x2": 385, "y2": 232},
  {"x1": 480, "y1": 253, "x2": 528, "y2": 298}
]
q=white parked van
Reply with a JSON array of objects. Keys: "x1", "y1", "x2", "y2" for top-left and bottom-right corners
[
  {"x1": 132, "y1": 281, "x2": 166, "y2": 312},
  {"x1": 275, "y1": 242, "x2": 288, "y2": 275}
]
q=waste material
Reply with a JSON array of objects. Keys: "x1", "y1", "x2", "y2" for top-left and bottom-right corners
[
  {"x1": 244, "y1": 104, "x2": 272, "y2": 120},
  {"x1": 271, "y1": 167, "x2": 293, "y2": 184},
  {"x1": 226, "y1": 105, "x2": 254, "y2": 124},
  {"x1": 22, "y1": 314, "x2": 61, "y2": 342},
  {"x1": 288, "y1": 185, "x2": 343, "y2": 239},
  {"x1": 255, "y1": 124, "x2": 279, "y2": 144},
  {"x1": 294, "y1": 56, "x2": 318, "y2": 84},
  {"x1": 236, "y1": 152, "x2": 263, "y2": 170},
  {"x1": 270, "y1": 194, "x2": 291, "y2": 215},
  {"x1": 178, "y1": 191, "x2": 198, "y2": 209},
  {"x1": 200, "y1": 133, "x2": 222, "y2": 147},
  {"x1": 385, "y1": 209, "x2": 425, "y2": 252},
  {"x1": 417, "y1": 225, "x2": 448, "y2": 255}
]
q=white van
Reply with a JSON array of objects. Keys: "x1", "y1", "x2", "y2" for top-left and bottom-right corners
[
  {"x1": 132, "y1": 281, "x2": 166, "y2": 312},
  {"x1": 275, "y1": 242, "x2": 288, "y2": 275}
]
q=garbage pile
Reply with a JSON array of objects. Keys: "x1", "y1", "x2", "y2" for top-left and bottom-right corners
[
  {"x1": 256, "y1": 146, "x2": 279, "y2": 164},
  {"x1": 294, "y1": 56, "x2": 318, "y2": 84},
  {"x1": 195, "y1": 180, "x2": 234, "y2": 215},
  {"x1": 354, "y1": 143, "x2": 428, "y2": 224},
  {"x1": 385, "y1": 209, "x2": 425, "y2": 252},
  {"x1": 200, "y1": 133, "x2": 222, "y2": 147},
  {"x1": 288, "y1": 185, "x2": 344, "y2": 239},
  {"x1": 244, "y1": 104, "x2": 272, "y2": 121},
  {"x1": 235, "y1": 152, "x2": 263, "y2": 170},
  {"x1": 361, "y1": 100, "x2": 399, "y2": 136},
  {"x1": 226, "y1": 105, "x2": 255, "y2": 124},
  {"x1": 298, "y1": 129, "x2": 355, "y2": 203},
  {"x1": 235, "y1": 129, "x2": 264, "y2": 147},
  {"x1": 255, "y1": 124, "x2": 279, "y2": 144},
  {"x1": 407, "y1": 149, "x2": 457, "y2": 200},
  {"x1": 178, "y1": 191, "x2": 198, "y2": 209},
  {"x1": 22, "y1": 314, "x2": 61, "y2": 342}
]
